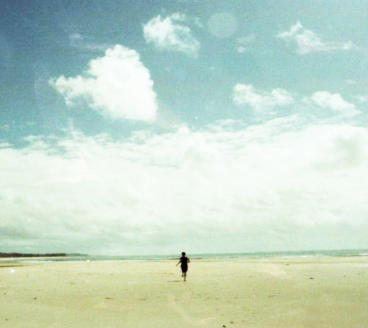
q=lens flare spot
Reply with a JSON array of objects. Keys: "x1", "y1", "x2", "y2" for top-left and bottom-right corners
[{"x1": 208, "y1": 13, "x2": 237, "y2": 38}]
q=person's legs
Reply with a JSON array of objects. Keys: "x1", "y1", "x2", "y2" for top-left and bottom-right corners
[{"x1": 181, "y1": 266, "x2": 188, "y2": 281}]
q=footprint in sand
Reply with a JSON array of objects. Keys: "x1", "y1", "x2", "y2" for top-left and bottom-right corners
[{"x1": 167, "y1": 294, "x2": 213, "y2": 325}]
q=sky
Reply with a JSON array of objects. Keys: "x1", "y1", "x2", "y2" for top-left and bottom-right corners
[{"x1": 1, "y1": 0, "x2": 368, "y2": 255}]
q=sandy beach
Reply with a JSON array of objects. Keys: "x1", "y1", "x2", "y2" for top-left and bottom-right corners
[{"x1": 1, "y1": 257, "x2": 368, "y2": 327}]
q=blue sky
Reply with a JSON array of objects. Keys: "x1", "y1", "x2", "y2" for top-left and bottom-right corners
[{"x1": 1, "y1": 0, "x2": 368, "y2": 255}]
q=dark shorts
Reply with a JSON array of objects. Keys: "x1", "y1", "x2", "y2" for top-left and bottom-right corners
[{"x1": 181, "y1": 265, "x2": 188, "y2": 273}]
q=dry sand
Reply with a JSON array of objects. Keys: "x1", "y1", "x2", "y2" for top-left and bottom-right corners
[{"x1": 1, "y1": 257, "x2": 368, "y2": 327}]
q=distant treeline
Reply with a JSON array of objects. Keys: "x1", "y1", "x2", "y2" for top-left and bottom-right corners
[{"x1": 0, "y1": 253, "x2": 87, "y2": 258}]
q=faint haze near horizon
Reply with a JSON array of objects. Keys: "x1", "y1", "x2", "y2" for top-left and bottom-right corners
[{"x1": 1, "y1": 0, "x2": 368, "y2": 255}]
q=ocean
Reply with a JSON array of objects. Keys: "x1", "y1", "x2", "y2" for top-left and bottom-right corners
[{"x1": 2, "y1": 249, "x2": 368, "y2": 263}]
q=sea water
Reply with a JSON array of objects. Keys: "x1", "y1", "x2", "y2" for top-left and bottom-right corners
[{"x1": 2, "y1": 248, "x2": 368, "y2": 264}]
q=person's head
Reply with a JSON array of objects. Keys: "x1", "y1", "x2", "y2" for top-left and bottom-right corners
[{"x1": 182, "y1": 252, "x2": 186, "y2": 256}]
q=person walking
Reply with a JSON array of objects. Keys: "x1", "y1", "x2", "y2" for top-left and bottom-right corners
[{"x1": 176, "y1": 252, "x2": 190, "y2": 281}]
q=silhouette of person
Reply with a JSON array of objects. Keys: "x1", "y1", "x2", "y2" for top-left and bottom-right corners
[{"x1": 176, "y1": 252, "x2": 190, "y2": 281}]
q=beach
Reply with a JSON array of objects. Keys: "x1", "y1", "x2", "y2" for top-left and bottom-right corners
[{"x1": 1, "y1": 257, "x2": 368, "y2": 327}]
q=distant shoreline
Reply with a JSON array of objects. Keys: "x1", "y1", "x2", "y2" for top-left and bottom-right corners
[
  {"x1": 0, "y1": 252, "x2": 87, "y2": 258},
  {"x1": 1, "y1": 249, "x2": 368, "y2": 261}
]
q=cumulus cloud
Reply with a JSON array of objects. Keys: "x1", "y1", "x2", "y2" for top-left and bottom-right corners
[
  {"x1": 310, "y1": 91, "x2": 357, "y2": 113},
  {"x1": 232, "y1": 84, "x2": 294, "y2": 111},
  {"x1": 143, "y1": 13, "x2": 200, "y2": 57},
  {"x1": 277, "y1": 21, "x2": 353, "y2": 55},
  {"x1": 49, "y1": 45, "x2": 157, "y2": 122},
  {"x1": 1, "y1": 117, "x2": 368, "y2": 254},
  {"x1": 233, "y1": 84, "x2": 360, "y2": 116}
]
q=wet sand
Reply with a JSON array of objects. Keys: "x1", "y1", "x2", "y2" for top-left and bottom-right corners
[{"x1": 1, "y1": 257, "x2": 368, "y2": 327}]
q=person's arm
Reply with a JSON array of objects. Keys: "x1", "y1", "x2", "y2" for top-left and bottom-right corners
[{"x1": 176, "y1": 260, "x2": 181, "y2": 266}]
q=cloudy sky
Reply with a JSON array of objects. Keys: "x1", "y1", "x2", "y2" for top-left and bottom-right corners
[{"x1": 1, "y1": 0, "x2": 368, "y2": 255}]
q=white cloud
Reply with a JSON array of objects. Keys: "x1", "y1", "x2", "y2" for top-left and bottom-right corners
[
  {"x1": 232, "y1": 84, "x2": 294, "y2": 111},
  {"x1": 236, "y1": 34, "x2": 256, "y2": 53},
  {"x1": 49, "y1": 45, "x2": 157, "y2": 122},
  {"x1": 143, "y1": 13, "x2": 200, "y2": 57},
  {"x1": 345, "y1": 79, "x2": 357, "y2": 85},
  {"x1": 68, "y1": 33, "x2": 112, "y2": 53},
  {"x1": 310, "y1": 91, "x2": 357, "y2": 113},
  {"x1": 2, "y1": 117, "x2": 368, "y2": 254},
  {"x1": 233, "y1": 84, "x2": 360, "y2": 116},
  {"x1": 69, "y1": 33, "x2": 82, "y2": 41},
  {"x1": 353, "y1": 95, "x2": 368, "y2": 103},
  {"x1": 277, "y1": 21, "x2": 353, "y2": 55}
]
